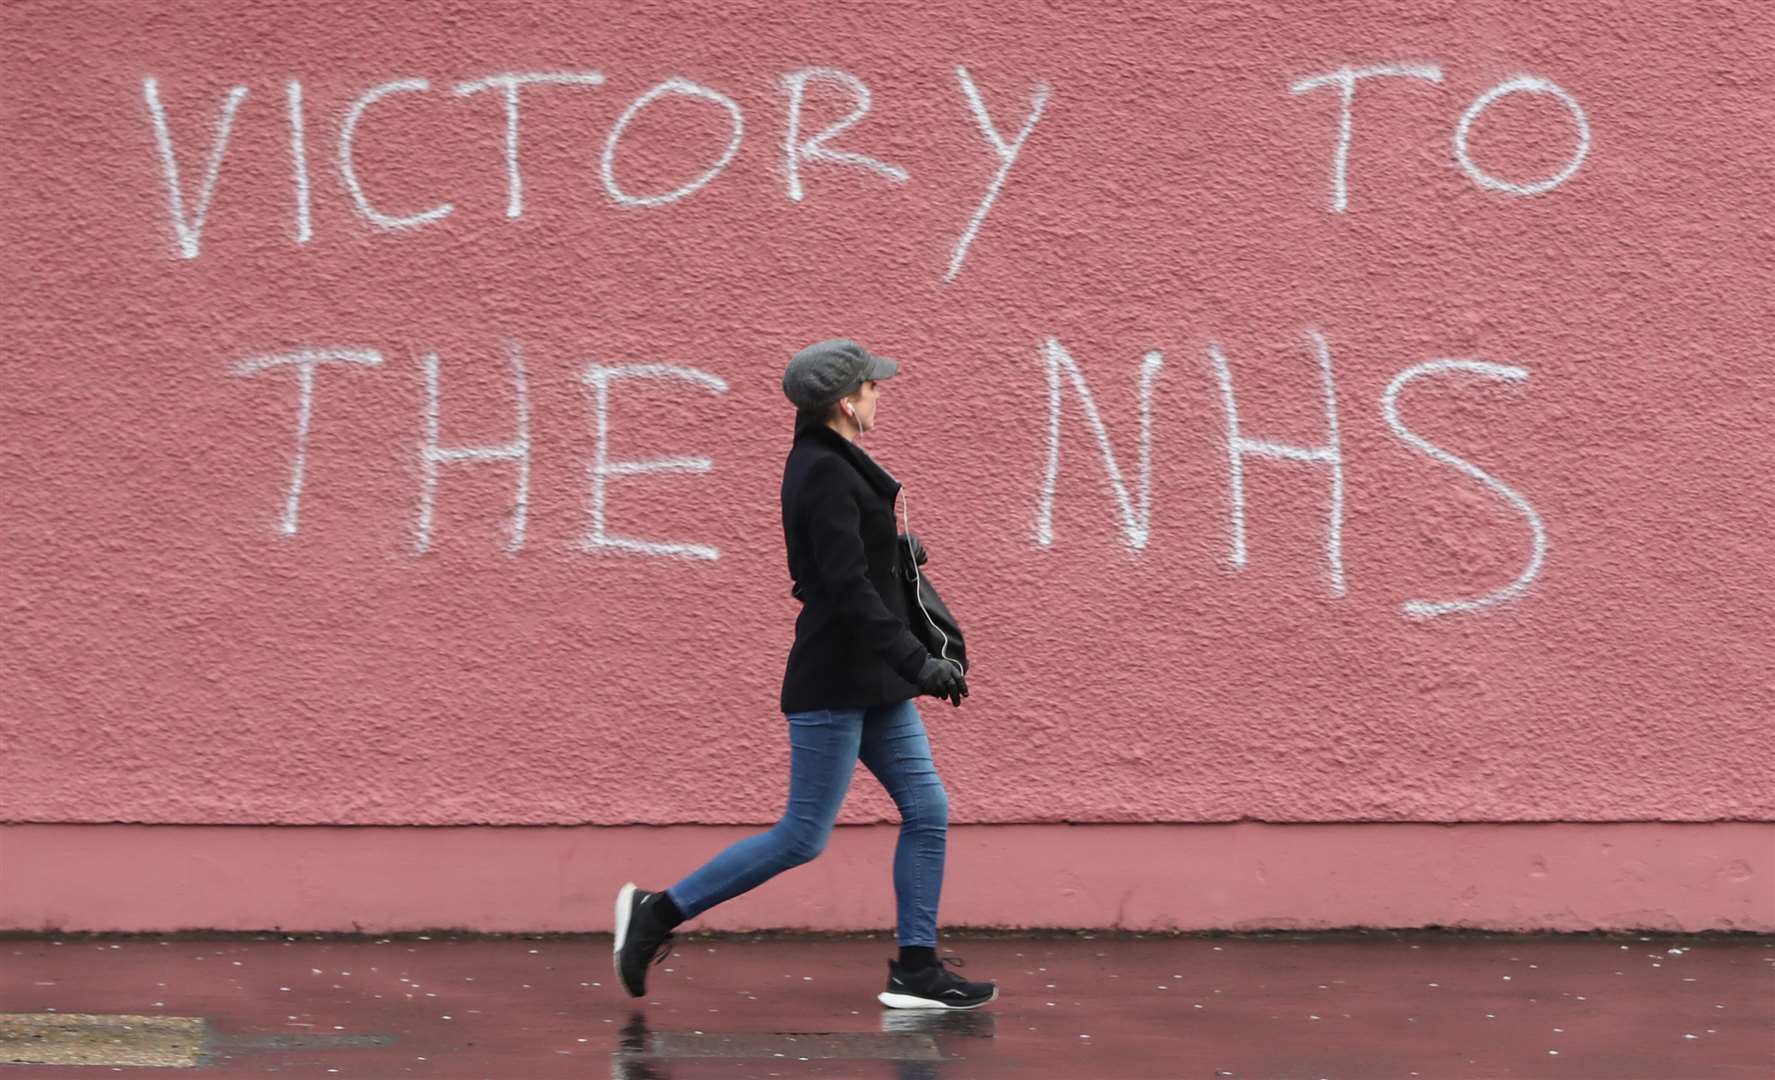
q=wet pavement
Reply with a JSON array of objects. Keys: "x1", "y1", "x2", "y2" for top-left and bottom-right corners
[{"x1": 2, "y1": 930, "x2": 1771, "y2": 1079}]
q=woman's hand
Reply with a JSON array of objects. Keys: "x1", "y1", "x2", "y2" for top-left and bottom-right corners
[
  {"x1": 899, "y1": 532, "x2": 929, "y2": 567},
  {"x1": 916, "y1": 656, "x2": 968, "y2": 707}
]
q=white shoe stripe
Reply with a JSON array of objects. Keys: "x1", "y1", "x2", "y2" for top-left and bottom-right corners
[
  {"x1": 612, "y1": 883, "x2": 635, "y2": 974},
  {"x1": 877, "y1": 987, "x2": 998, "y2": 1011}
]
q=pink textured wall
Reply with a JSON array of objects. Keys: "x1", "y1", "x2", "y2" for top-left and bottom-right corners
[{"x1": 3, "y1": 0, "x2": 1770, "y2": 875}]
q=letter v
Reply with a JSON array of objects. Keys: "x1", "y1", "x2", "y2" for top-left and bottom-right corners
[{"x1": 144, "y1": 76, "x2": 249, "y2": 259}]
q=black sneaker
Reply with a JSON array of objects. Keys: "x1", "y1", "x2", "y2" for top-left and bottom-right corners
[
  {"x1": 613, "y1": 883, "x2": 676, "y2": 998},
  {"x1": 877, "y1": 957, "x2": 998, "y2": 1010}
]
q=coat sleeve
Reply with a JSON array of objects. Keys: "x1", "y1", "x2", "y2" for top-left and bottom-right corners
[{"x1": 803, "y1": 462, "x2": 929, "y2": 682}]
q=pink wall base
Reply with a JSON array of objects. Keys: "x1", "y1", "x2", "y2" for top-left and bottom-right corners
[{"x1": 2, "y1": 823, "x2": 1768, "y2": 935}]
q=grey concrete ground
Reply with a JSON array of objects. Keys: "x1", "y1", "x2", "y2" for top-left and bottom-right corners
[{"x1": 2, "y1": 930, "x2": 1771, "y2": 1078}]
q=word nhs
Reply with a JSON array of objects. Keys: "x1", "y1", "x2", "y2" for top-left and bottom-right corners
[{"x1": 1037, "y1": 333, "x2": 1546, "y2": 619}]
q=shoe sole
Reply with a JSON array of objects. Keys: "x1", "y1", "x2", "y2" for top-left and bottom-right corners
[
  {"x1": 877, "y1": 987, "x2": 998, "y2": 1010},
  {"x1": 612, "y1": 882, "x2": 636, "y2": 991}
]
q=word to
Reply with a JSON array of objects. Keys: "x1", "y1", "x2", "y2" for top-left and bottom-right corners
[{"x1": 1289, "y1": 64, "x2": 1590, "y2": 211}]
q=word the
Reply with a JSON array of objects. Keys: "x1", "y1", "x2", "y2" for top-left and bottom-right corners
[{"x1": 233, "y1": 342, "x2": 729, "y2": 560}]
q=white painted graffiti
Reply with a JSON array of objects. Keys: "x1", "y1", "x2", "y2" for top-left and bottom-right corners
[
  {"x1": 780, "y1": 67, "x2": 909, "y2": 203},
  {"x1": 581, "y1": 363, "x2": 730, "y2": 561},
  {"x1": 140, "y1": 65, "x2": 1047, "y2": 280},
  {"x1": 145, "y1": 58, "x2": 1591, "y2": 261},
  {"x1": 1036, "y1": 337, "x2": 1162, "y2": 551},
  {"x1": 1381, "y1": 361, "x2": 1545, "y2": 617},
  {"x1": 144, "y1": 76, "x2": 249, "y2": 260},
  {"x1": 1037, "y1": 331, "x2": 1543, "y2": 617},
  {"x1": 231, "y1": 332, "x2": 1546, "y2": 618},
  {"x1": 1290, "y1": 64, "x2": 1590, "y2": 211},
  {"x1": 451, "y1": 71, "x2": 607, "y2": 219},
  {"x1": 600, "y1": 78, "x2": 744, "y2": 209},
  {"x1": 1208, "y1": 330, "x2": 1345, "y2": 596},
  {"x1": 231, "y1": 347, "x2": 385, "y2": 536},
  {"x1": 416, "y1": 343, "x2": 531, "y2": 555},
  {"x1": 233, "y1": 344, "x2": 731, "y2": 561}
]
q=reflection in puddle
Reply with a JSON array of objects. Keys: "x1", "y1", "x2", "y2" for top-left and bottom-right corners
[
  {"x1": 879, "y1": 1008, "x2": 998, "y2": 1039},
  {"x1": 612, "y1": 1007, "x2": 997, "y2": 1078}
]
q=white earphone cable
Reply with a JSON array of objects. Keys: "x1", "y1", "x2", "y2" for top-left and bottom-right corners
[{"x1": 901, "y1": 487, "x2": 962, "y2": 675}]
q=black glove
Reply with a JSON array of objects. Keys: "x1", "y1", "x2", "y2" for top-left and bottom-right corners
[
  {"x1": 899, "y1": 532, "x2": 929, "y2": 567},
  {"x1": 916, "y1": 656, "x2": 968, "y2": 707}
]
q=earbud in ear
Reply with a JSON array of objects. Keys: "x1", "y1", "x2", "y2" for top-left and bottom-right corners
[{"x1": 843, "y1": 403, "x2": 856, "y2": 418}]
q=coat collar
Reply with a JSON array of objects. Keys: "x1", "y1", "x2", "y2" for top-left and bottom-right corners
[{"x1": 794, "y1": 417, "x2": 901, "y2": 499}]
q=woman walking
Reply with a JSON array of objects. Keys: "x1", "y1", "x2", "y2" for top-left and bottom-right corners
[{"x1": 612, "y1": 338, "x2": 995, "y2": 1010}]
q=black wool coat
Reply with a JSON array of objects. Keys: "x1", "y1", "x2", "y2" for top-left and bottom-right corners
[{"x1": 779, "y1": 418, "x2": 929, "y2": 713}]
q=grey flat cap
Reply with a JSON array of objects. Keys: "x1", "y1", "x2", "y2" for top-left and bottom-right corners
[{"x1": 782, "y1": 339, "x2": 899, "y2": 409}]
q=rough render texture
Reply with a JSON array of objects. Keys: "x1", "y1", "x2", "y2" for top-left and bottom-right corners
[{"x1": 2, "y1": 0, "x2": 1770, "y2": 854}]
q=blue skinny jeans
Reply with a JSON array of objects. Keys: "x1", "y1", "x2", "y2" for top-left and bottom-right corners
[{"x1": 666, "y1": 699, "x2": 949, "y2": 947}]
